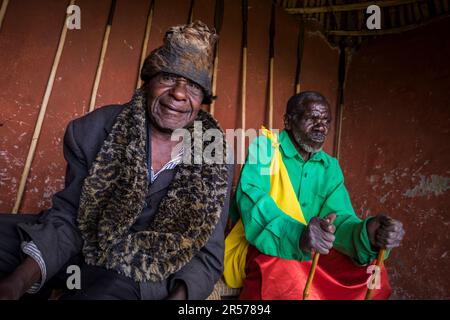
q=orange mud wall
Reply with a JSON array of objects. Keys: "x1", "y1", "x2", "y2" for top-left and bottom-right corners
[
  {"x1": 1, "y1": 0, "x2": 448, "y2": 299},
  {"x1": 340, "y1": 18, "x2": 450, "y2": 299}
]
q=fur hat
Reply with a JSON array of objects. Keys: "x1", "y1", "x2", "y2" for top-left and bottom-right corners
[{"x1": 140, "y1": 20, "x2": 218, "y2": 104}]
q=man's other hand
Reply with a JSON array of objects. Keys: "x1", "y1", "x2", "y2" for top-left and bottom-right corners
[
  {"x1": 0, "y1": 275, "x2": 25, "y2": 300},
  {"x1": 0, "y1": 257, "x2": 41, "y2": 300},
  {"x1": 166, "y1": 280, "x2": 187, "y2": 300},
  {"x1": 367, "y1": 213, "x2": 405, "y2": 250},
  {"x1": 300, "y1": 213, "x2": 336, "y2": 255}
]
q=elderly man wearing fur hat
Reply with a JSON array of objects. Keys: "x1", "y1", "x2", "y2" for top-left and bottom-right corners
[{"x1": 0, "y1": 21, "x2": 232, "y2": 300}]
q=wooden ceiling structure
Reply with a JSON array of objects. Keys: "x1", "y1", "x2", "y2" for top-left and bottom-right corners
[{"x1": 278, "y1": 0, "x2": 450, "y2": 46}]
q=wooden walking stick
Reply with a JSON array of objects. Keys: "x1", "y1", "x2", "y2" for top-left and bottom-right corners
[
  {"x1": 12, "y1": 0, "x2": 76, "y2": 213},
  {"x1": 303, "y1": 252, "x2": 320, "y2": 300},
  {"x1": 0, "y1": 0, "x2": 9, "y2": 31},
  {"x1": 136, "y1": 0, "x2": 155, "y2": 89},
  {"x1": 209, "y1": 0, "x2": 224, "y2": 116},
  {"x1": 365, "y1": 249, "x2": 386, "y2": 300},
  {"x1": 303, "y1": 213, "x2": 336, "y2": 300},
  {"x1": 239, "y1": 0, "x2": 248, "y2": 167},
  {"x1": 89, "y1": 0, "x2": 117, "y2": 112},
  {"x1": 267, "y1": 1, "x2": 275, "y2": 129}
]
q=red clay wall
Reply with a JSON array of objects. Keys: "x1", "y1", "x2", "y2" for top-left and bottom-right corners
[
  {"x1": 0, "y1": 0, "x2": 338, "y2": 214},
  {"x1": 341, "y1": 17, "x2": 450, "y2": 299}
]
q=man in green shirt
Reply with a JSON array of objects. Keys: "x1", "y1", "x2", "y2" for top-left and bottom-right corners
[{"x1": 233, "y1": 91, "x2": 405, "y2": 299}]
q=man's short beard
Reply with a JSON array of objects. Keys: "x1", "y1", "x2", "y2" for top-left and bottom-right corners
[{"x1": 293, "y1": 131, "x2": 323, "y2": 154}]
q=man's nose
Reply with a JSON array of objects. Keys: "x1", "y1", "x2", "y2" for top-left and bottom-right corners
[
  {"x1": 316, "y1": 124, "x2": 326, "y2": 133},
  {"x1": 169, "y1": 81, "x2": 188, "y2": 101}
]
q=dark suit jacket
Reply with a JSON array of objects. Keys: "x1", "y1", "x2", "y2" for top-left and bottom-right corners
[{"x1": 17, "y1": 104, "x2": 233, "y2": 299}]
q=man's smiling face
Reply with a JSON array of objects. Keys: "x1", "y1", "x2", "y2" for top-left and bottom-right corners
[{"x1": 146, "y1": 72, "x2": 204, "y2": 132}]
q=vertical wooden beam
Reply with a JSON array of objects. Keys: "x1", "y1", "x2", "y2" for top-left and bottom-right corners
[
  {"x1": 188, "y1": 0, "x2": 195, "y2": 24},
  {"x1": 389, "y1": 5, "x2": 397, "y2": 28},
  {"x1": 333, "y1": 42, "x2": 346, "y2": 160},
  {"x1": 12, "y1": 0, "x2": 76, "y2": 214},
  {"x1": 137, "y1": 0, "x2": 155, "y2": 89},
  {"x1": 210, "y1": 0, "x2": 224, "y2": 116},
  {"x1": 295, "y1": 20, "x2": 305, "y2": 94},
  {"x1": 432, "y1": 0, "x2": 442, "y2": 15},
  {"x1": 0, "y1": 0, "x2": 9, "y2": 31},
  {"x1": 319, "y1": 0, "x2": 326, "y2": 25},
  {"x1": 268, "y1": 1, "x2": 275, "y2": 129},
  {"x1": 89, "y1": 0, "x2": 117, "y2": 111},
  {"x1": 406, "y1": 3, "x2": 414, "y2": 23},
  {"x1": 399, "y1": 4, "x2": 406, "y2": 26},
  {"x1": 413, "y1": 2, "x2": 422, "y2": 21},
  {"x1": 442, "y1": 0, "x2": 449, "y2": 13},
  {"x1": 240, "y1": 0, "x2": 248, "y2": 165}
]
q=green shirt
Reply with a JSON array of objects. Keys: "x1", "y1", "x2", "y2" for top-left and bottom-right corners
[{"x1": 231, "y1": 129, "x2": 387, "y2": 265}]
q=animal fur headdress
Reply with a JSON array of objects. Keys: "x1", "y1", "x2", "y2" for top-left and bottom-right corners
[{"x1": 140, "y1": 20, "x2": 218, "y2": 104}]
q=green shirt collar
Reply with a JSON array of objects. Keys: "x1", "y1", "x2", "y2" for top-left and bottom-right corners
[{"x1": 278, "y1": 129, "x2": 328, "y2": 166}]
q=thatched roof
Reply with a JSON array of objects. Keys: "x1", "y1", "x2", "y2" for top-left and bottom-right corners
[{"x1": 278, "y1": 0, "x2": 450, "y2": 46}]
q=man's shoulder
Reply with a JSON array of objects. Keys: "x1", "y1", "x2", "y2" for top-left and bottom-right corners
[
  {"x1": 71, "y1": 104, "x2": 125, "y2": 130},
  {"x1": 315, "y1": 150, "x2": 340, "y2": 169},
  {"x1": 66, "y1": 104, "x2": 126, "y2": 152}
]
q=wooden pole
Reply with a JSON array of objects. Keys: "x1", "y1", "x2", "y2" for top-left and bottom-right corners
[
  {"x1": 0, "y1": 0, "x2": 9, "y2": 31},
  {"x1": 365, "y1": 249, "x2": 387, "y2": 300},
  {"x1": 188, "y1": 0, "x2": 195, "y2": 24},
  {"x1": 12, "y1": 0, "x2": 76, "y2": 214},
  {"x1": 267, "y1": 2, "x2": 275, "y2": 129},
  {"x1": 240, "y1": 0, "x2": 248, "y2": 166},
  {"x1": 136, "y1": 0, "x2": 155, "y2": 89},
  {"x1": 334, "y1": 42, "x2": 346, "y2": 160},
  {"x1": 89, "y1": 0, "x2": 117, "y2": 112},
  {"x1": 209, "y1": 0, "x2": 224, "y2": 116},
  {"x1": 303, "y1": 252, "x2": 320, "y2": 300},
  {"x1": 294, "y1": 20, "x2": 305, "y2": 94}
]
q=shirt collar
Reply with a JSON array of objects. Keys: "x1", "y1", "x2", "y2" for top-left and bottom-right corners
[{"x1": 279, "y1": 129, "x2": 328, "y2": 166}]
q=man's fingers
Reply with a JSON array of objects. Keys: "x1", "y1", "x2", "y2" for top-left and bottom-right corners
[
  {"x1": 320, "y1": 219, "x2": 336, "y2": 233},
  {"x1": 317, "y1": 247, "x2": 330, "y2": 255},
  {"x1": 385, "y1": 240, "x2": 402, "y2": 249},
  {"x1": 320, "y1": 213, "x2": 337, "y2": 233},
  {"x1": 322, "y1": 231, "x2": 335, "y2": 242},
  {"x1": 318, "y1": 237, "x2": 334, "y2": 249},
  {"x1": 377, "y1": 228, "x2": 404, "y2": 242},
  {"x1": 375, "y1": 233, "x2": 403, "y2": 248},
  {"x1": 379, "y1": 223, "x2": 401, "y2": 232},
  {"x1": 328, "y1": 224, "x2": 336, "y2": 234},
  {"x1": 323, "y1": 213, "x2": 337, "y2": 225}
]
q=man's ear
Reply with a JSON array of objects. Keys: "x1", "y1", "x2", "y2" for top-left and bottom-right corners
[{"x1": 284, "y1": 114, "x2": 291, "y2": 130}]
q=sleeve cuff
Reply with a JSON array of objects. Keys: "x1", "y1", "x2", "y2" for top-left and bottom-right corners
[
  {"x1": 21, "y1": 241, "x2": 47, "y2": 294},
  {"x1": 359, "y1": 218, "x2": 390, "y2": 263},
  {"x1": 278, "y1": 219, "x2": 310, "y2": 261},
  {"x1": 170, "y1": 277, "x2": 190, "y2": 299}
]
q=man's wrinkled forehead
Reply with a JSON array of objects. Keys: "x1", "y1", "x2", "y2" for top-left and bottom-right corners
[{"x1": 303, "y1": 101, "x2": 330, "y2": 117}]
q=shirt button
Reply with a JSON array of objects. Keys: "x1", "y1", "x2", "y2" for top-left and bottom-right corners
[
  {"x1": 304, "y1": 172, "x2": 308, "y2": 178},
  {"x1": 302, "y1": 202, "x2": 307, "y2": 207}
]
